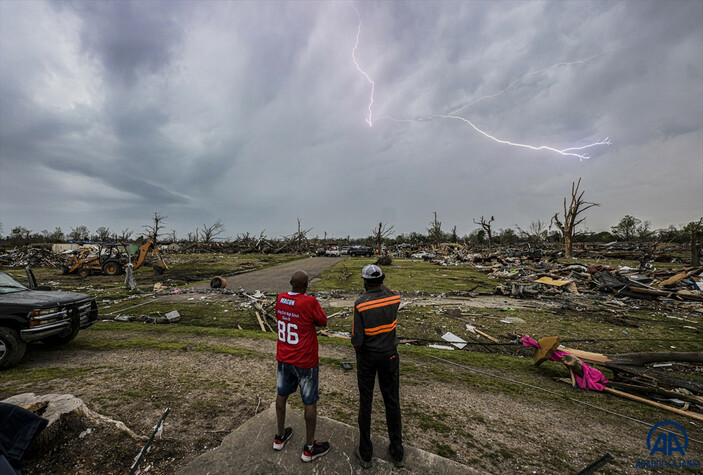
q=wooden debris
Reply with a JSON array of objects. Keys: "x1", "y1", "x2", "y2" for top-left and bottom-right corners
[
  {"x1": 658, "y1": 271, "x2": 687, "y2": 287},
  {"x1": 254, "y1": 311, "x2": 266, "y2": 332},
  {"x1": 603, "y1": 387, "x2": 703, "y2": 422},
  {"x1": 533, "y1": 336, "x2": 561, "y2": 366}
]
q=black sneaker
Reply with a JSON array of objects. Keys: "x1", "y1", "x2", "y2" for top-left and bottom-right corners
[
  {"x1": 388, "y1": 446, "x2": 404, "y2": 468},
  {"x1": 355, "y1": 446, "x2": 372, "y2": 469},
  {"x1": 301, "y1": 440, "x2": 330, "y2": 462},
  {"x1": 273, "y1": 427, "x2": 293, "y2": 450}
]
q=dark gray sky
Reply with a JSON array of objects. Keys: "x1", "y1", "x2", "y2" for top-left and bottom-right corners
[{"x1": 1, "y1": 1, "x2": 701, "y2": 240}]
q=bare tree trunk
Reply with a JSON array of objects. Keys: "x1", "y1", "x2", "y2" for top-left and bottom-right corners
[
  {"x1": 474, "y1": 216, "x2": 494, "y2": 252},
  {"x1": 692, "y1": 228, "x2": 701, "y2": 267}
]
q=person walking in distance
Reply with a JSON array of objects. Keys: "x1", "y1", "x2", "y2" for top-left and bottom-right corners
[
  {"x1": 273, "y1": 270, "x2": 331, "y2": 462},
  {"x1": 351, "y1": 264, "x2": 404, "y2": 469}
]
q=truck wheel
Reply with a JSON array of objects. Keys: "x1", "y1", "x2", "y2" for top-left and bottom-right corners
[
  {"x1": 0, "y1": 327, "x2": 27, "y2": 369},
  {"x1": 78, "y1": 268, "x2": 91, "y2": 277},
  {"x1": 102, "y1": 261, "x2": 122, "y2": 276}
]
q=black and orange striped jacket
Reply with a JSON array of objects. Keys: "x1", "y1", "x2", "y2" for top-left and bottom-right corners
[{"x1": 351, "y1": 287, "x2": 400, "y2": 353}]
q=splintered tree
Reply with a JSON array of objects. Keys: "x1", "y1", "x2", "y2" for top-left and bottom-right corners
[
  {"x1": 517, "y1": 220, "x2": 549, "y2": 245},
  {"x1": 551, "y1": 178, "x2": 599, "y2": 258},
  {"x1": 473, "y1": 216, "x2": 494, "y2": 251},
  {"x1": 427, "y1": 212, "x2": 443, "y2": 246},
  {"x1": 684, "y1": 218, "x2": 703, "y2": 267},
  {"x1": 277, "y1": 218, "x2": 313, "y2": 253},
  {"x1": 143, "y1": 212, "x2": 167, "y2": 244},
  {"x1": 372, "y1": 222, "x2": 395, "y2": 252},
  {"x1": 200, "y1": 218, "x2": 226, "y2": 243}
]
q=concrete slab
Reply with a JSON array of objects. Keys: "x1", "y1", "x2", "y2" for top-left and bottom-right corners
[{"x1": 178, "y1": 403, "x2": 475, "y2": 474}]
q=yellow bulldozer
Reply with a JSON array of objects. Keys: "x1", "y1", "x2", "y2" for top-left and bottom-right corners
[{"x1": 62, "y1": 238, "x2": 167, "y2": 277}]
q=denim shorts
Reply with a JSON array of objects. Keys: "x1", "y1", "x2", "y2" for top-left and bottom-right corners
[{"x1": 277, "y1": 362, "x2": 319, "y2": 406}]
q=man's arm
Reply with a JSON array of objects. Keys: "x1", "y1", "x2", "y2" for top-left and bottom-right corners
[
  {"x1": 350, "y1": 305, "x2": 363, "y2": 352},
  {"x1": 312, "y1": 300, "x2": 327, "y2": 327}
]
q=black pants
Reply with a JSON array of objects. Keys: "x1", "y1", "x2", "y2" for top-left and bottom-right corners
[{"x1": 356, "y1": 350, "x2": 404, "y2": 462}]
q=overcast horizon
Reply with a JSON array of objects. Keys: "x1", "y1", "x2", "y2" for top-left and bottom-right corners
[{"x1": 1, "y1": 1, "x2": 701, "y2": 241}]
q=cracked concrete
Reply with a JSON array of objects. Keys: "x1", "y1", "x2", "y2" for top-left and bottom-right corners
[{"x1": 177, "y1": 402, "x2": 475, "y2": 474}]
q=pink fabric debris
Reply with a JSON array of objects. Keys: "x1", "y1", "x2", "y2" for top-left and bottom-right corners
[{"x1": 521, "y1": 335, "x2": 608, "y2": 391}]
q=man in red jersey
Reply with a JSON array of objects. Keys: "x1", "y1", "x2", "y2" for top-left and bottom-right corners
[{"x1": 273, "y1": 270, "x2": 330, "y2": 462}]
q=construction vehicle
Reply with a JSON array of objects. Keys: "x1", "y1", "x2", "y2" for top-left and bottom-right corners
[{"x1": 61, "y1": 239, "x2": 167, "y2": 277}]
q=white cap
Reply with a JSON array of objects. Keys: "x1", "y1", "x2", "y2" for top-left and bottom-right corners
[{"x1": 361, "y1": 264, "x2": 384, "y2": 279}]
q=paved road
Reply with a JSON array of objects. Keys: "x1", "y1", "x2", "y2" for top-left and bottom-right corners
[{"x1": 212, "y1": 256, "x2": 345, "y2": 293}]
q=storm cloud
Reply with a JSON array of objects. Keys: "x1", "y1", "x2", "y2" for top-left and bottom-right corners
[{"x1": 1, "y1": 1, "x2": 701, "y2": 239}]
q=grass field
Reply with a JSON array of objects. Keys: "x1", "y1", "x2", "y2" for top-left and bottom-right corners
[{"x1": 2, "y1": 253, "x2": 702, "y2": 473}]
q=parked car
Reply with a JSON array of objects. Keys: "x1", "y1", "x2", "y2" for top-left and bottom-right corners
[
  {"x1": 349, "y1": 246, "x2": 373, "y2": 257},
  {"x1": 324, "y1": 248, "x2": 341, "y2": 257},
  {"x1": 0, "y1": 269, "x2": 98, "y2": 369},
  {"x1": 410, "y1": 251, "x2": 435, "y2": 260}
]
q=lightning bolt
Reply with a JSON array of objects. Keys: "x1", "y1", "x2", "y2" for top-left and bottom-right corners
[
  {"x1": 351, "y1": 7, "x2": 612, "y2": 160},
  {"x1": 351, "y1": 6, "x2": 374, "y2": 127}
]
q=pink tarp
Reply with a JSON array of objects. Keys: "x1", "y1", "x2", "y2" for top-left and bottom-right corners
[{"x1": 521, "y1": 335, "x2": 608, "y2": 391}]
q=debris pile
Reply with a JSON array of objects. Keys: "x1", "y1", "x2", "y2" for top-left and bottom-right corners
[
  {"x1": 0, "y1": 246, "x2": 67, "y2": 268},
  {"x1": 522, "y1": 336, "x2": 703, "y2": 421},
  {"x1": 490, "y1": 261, "x2": 703, "y2": 303}
]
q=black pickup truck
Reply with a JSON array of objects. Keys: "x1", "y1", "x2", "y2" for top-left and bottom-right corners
[
  {"x1": 0, "y1": 269, "x2": 98, "y2": 368},
  {"x1": 349, "y1": 246, "x2": 374, "y2": 257}
]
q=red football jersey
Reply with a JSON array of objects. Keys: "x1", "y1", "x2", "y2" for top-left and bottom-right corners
[{"x1": 275, "y1": 292, "x2": 327, "y2": 369}]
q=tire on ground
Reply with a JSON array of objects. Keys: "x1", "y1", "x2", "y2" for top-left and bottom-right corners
[
  {"x1": 0, "y1": 327, "x2": 27, "y2": 369},
  {"x1": 102, "y1": 261, "x2": 122, "y2": 276}
]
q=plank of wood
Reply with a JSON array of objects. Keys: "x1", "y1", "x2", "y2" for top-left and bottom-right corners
[
  {"x1": 658, "y1": 271, "x2": 687, "y2": 287},
  {"x1": 603, "y1": 387, "x2": 703, "y2": 422},
  {"x1": 560, "y1": 348, "x2": 612, "y2": 365},
  {"x1": 317, "y1": 330, "x2": 350, "y2": 340},
  {"x1": 254, "y1": 311, "x2": 266, "y2": 332},
  {"x1": 608, "y1": 381, "x2": 703, "y2": 405},
  {"x1": 474, "y1": 328, "x2": 499, "y2": 343},
  {"x1": 627, "y1": 286, "x2": 671, "y2": 297}
]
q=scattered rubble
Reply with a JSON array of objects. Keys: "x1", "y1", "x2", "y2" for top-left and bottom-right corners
[
  {"x1": 522, "y1": 336, "x2": 703, "y2": 421},
  {"x1": 0, "y1": 246, "x2": 67, "y2": 268}
]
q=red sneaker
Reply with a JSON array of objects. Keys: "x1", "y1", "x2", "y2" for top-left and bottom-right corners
[
  {"x1": 301, "y1": 440, "x2": 330, "y2": 462},
  {"x1": 273, "y1": 427, "x2": 292, "y2": 450}
]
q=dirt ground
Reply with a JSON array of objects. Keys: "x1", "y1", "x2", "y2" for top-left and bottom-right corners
[
  {"x1": 3, "y1": 259, "x2": 702, "y2": 474},
  {"x1": 6, "y1": 328, "x2": 698, "y2": 474}
]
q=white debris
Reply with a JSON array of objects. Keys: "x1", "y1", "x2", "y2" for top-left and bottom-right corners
[{"x1": 441, "y1": 332, "x2": 467, "y2": 349}]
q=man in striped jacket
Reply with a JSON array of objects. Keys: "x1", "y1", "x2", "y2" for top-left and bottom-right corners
[{"x1": 351, "y1": 264, "x2": 404, "y2": 469}]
